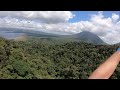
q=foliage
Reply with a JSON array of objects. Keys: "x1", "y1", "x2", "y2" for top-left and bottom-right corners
[{"x1": 0, "y1": 37, "x2": 119, "y2": 79}]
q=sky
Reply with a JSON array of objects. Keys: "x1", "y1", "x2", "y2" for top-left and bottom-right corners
[{"x1": 0, "y1": 11, "x2": 120, "y2": 44}]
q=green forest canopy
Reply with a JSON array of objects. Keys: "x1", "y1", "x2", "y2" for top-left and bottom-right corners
[{"x1": 0, "y1": 37, "x2": 119, "y2": 79}]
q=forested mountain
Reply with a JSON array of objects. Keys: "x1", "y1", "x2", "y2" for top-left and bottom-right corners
[
  {"x1": 57, "y1": 31, "x2": 106, "y2": 45},
  {"x1": 0, "y1": 37, "x2": 119, "y2": 79},
  {"x1": 0, "y1": 28, "x2": 105, "y2": 45},
  {"x1": 73, "y1": 31, "x2": 105, "y2": 45}
]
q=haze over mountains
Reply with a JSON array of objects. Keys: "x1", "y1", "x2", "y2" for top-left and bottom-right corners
[{"x1": 0, "y1": 28, "x2": 106, "y2": 45}]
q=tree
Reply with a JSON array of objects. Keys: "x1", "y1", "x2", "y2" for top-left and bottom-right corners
[{"x1": 12, "y1": 60, "x2": 31, "y2": 77}]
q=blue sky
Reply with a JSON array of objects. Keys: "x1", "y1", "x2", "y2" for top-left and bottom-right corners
[{"x1": 69, "y1": 11, "x2": 120, "y2": 23}]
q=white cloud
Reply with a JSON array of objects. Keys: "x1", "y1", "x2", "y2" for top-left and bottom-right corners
[
  {"x1": 112, "y1": 13, "x2": 119, "y2": 22},
  {"x1": 0, "y1": 11, "x2": 120, "y2": 44},
  {"x1": 0, "y1": 11, "x2": 74, "y2": 23}
]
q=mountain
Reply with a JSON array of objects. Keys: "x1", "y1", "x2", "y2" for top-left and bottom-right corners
[
  {"x1": 0, "y1": 28, "x2": 106, "y2": 45},
  {"x1": 0, "y1": 27, "x2": 58, "y2": 36},
  {"x1": 71, "y1": 31, "x2": 106, "y2": 45},
  {"x1": 0, "y1": 28, "x2": 59, "y2": 39}
]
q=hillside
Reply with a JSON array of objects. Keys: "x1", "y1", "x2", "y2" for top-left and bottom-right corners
[
  {"x1": 0, "y1": 28, "x2": 106, "y2": 45},
  {"x1": 25, "y1": 31, "x2": 106, "y2": 45},
  {"x1": 0, "y1": 37, "x2": 119, "y2": 79},
  {"x1": 70, "y1": 31, "x2": 106, "y2": 45}
]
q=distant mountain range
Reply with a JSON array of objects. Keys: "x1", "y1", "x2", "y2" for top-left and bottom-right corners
[{"x1": 0, "y1": 28, "x2": 106, "y2": 45}]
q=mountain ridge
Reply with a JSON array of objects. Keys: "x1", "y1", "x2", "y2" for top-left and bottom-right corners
[
  {"x1": 72, "y1": 31, "x2": 106, "y2": 45},
  {"x1": 0, "y1": 28, "x2": 106, "y2": 45}
]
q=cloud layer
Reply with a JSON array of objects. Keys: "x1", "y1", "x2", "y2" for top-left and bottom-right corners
[
  {"x1": 0, "y1": 11, "x2": 120, "y2": 44},
  {"x1": 0, "y1": 11, "x2": 74, "y2": 23}
]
